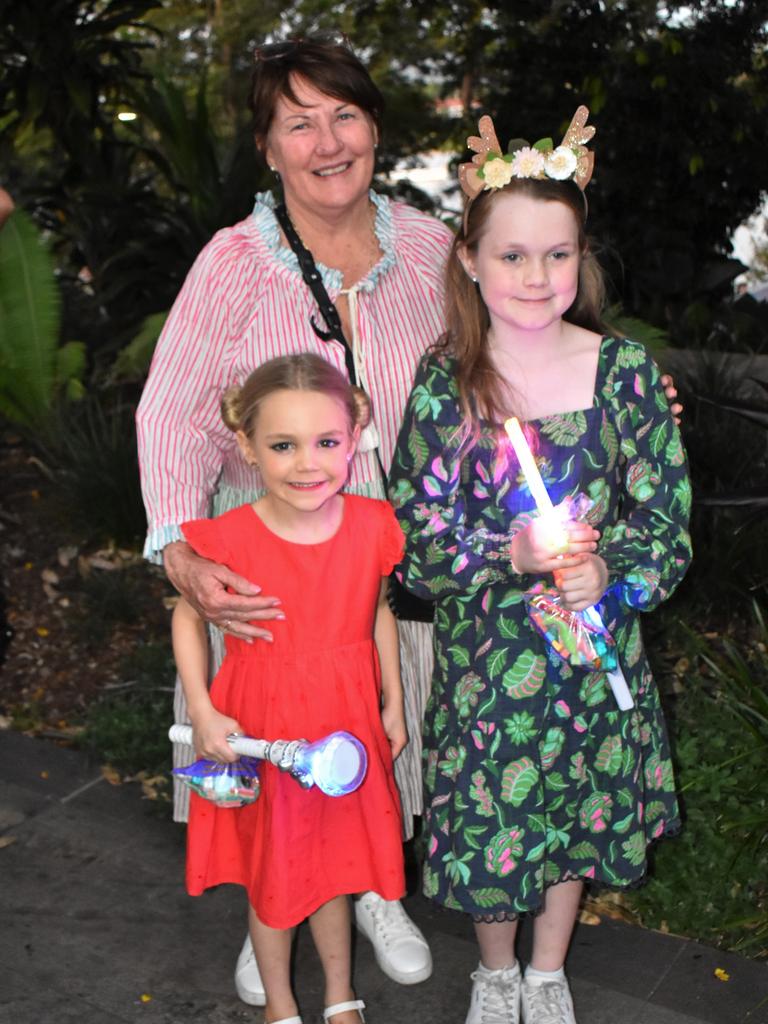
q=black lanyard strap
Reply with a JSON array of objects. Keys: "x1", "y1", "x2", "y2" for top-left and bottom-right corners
[{"x1": 274, "y1": 202, "x2": 357, "y2": 386}]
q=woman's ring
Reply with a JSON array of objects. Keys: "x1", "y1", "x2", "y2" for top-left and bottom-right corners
[{"x1": 223, "y1": 619, "x2": 232, "y2": 630}]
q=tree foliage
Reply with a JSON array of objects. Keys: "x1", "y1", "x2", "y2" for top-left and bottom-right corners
[{"x1": 1, "y1": 0, "x2": 766, "y2": 364}]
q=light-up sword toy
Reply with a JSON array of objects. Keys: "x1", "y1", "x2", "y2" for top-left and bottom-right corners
[
  {"x1": 504, "y1": 417, "x2": 634, "y2": 711},
  {"x1": 169, "y1": 725, "x2": 368, "y2": 796}
]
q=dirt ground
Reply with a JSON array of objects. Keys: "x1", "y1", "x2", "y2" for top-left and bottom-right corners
[{"x1": 0, "y1": 433, "x2": 173, "y2": 740}]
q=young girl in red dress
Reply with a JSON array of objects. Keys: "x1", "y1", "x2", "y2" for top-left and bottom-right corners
[{"x1": 172, "y1": 353, "x2": 407, "y2": 1024}]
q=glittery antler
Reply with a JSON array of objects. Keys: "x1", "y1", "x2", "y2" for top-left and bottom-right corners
[
  {"x1": 561, "y1": 105, "x2": 595, "y2": 189},
  {"x1": 457, "y1": 107, "x2": 596, "y2": 232},
  {"x1": 458, "y1": 114, "x2": 503, "y2": 201}
]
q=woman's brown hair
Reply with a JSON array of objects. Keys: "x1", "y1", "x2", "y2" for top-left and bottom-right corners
[
  {"x1": 437, "y1": 177, "x2": 607, "y2": 452},
  {"x1": 249, "y1": 36, "x2": 384, "y2": 157},
  {"x1": 221, "y1": 352, "x2": 368, "y2": 439}
]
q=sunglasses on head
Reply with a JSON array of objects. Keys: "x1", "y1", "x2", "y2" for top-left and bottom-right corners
[{"x1": 254, "y1": 32, "x2": 351, "y2": 63}]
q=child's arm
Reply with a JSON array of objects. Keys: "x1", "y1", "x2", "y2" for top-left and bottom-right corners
[
  {"x1": 374, "y1": 578, "x2": 407, "y2": 760},
  {"x1": 590, "y1": 340, "x2": 693, "y2": 613},
  {"x1": 171, "y1": 597, "x2": 242, "y2": 762},
  {"x1": 390, "y1": 355, "x2": 556, "y2": 599}
]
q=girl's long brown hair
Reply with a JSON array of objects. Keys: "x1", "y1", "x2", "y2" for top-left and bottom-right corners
[{"x1": 436, "y1": 177, "x2": 608, "y2": 452}]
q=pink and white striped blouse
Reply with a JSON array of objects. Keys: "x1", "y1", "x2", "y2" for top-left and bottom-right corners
[{"x1": 136, "y1": 190, "x2": 454, "y2": 561}]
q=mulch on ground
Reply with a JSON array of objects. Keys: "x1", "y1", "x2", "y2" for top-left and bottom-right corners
[{"x1": 0, "y1": 433, "x2": 173, "y2": 740}]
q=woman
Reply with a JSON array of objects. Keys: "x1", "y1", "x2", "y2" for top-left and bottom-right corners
[{"x1": 136, "y1": 35, "x2": 447, "y2": 1007}]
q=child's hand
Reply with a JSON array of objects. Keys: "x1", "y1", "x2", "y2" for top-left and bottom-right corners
[
  {"x1": 190, "y1": 708, "x2": 243, "y2": 763},
  {"x1": 511, "y1": 519, "x2": 599, "y2": 575},
  {"x1": 381, "y1": 698, "x2": 408, "y2": 761},
  {"x1": 554, "y1": 554, "x2": 609, "y2": 611}
]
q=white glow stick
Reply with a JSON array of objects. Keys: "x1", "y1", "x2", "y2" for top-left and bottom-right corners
[
  {"x1": 504, "y1": 416, "x2": 556, "y2": 516},
  {"x1": 504, "y1": 417, "x2": 634, "y2": 710}
]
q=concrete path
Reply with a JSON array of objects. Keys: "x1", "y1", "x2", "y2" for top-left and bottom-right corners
[{"x1": 1, "y1": 731, "x2": 766, "y2": 1024}]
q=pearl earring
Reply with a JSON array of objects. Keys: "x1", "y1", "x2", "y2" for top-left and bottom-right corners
[{"x1": 346, "y1": 453, "x2": 353, "y2": 462}]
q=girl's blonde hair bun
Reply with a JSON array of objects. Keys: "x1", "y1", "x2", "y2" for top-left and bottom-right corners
[
  {"x1": 350, "y1": 386, "x2": 372, "y2": 430},
  {"x1": 220, "y1": 386, "x2": 244, "y2": 431}
]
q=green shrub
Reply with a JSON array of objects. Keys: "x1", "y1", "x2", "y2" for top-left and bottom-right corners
[
  {"x1": 628, "y1": 610, "x2": 768, "y2": 957},
  {"x1": 80, "y1": 641, "x2": 174, "y2": 777},
  {"x1": 39, "y1": 392, "x2": 148, "y2": 549}
]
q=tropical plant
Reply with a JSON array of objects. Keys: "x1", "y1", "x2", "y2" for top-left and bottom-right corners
[
  {"x1": 0, "y1": 0, "x2": 160, "y2": 160},
  {"x1": 39, "y1": 391, "x2": 149, "y2": 548},
  {"x1": 0, "y1": 208, "x2": 85, "y2": 431},
  {"x1": 125, "y1": 76, "x2": 263, "y2": 250}
]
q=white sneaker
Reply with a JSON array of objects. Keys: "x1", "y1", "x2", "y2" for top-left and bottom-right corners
[
  {"x1": 354, "y1": 892, "x2": 432, "y2": 984},
  {"x1": 234, "y1": 933, "x2": 266, "y2": 1006},
  {"x1": 521, "y1": 974, "x2": 576, "y2": 1024},
  {"x1": 465, "y1": 962, "x2": 521, "y2": 1024}
]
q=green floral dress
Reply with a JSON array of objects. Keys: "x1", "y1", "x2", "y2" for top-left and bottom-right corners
[{"x1": 389, "y1": 337, "x2": 692, "y2": 918}]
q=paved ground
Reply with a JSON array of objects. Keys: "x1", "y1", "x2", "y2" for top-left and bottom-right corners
[{"x1": 1, "y1": 730, "x2": 766, "y2": 1024}]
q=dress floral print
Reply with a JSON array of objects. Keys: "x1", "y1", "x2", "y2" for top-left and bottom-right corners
[{"x1": 389, "y1": 337, "x2": 692, "y2": 918}]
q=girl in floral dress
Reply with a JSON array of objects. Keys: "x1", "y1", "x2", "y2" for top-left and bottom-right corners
[
  {"x1": 389, "y1": 109, "x2": 692, "y2": 1024},
  {"x1": 172, "y1": 353, "x2": 406, "y2": 1024}
]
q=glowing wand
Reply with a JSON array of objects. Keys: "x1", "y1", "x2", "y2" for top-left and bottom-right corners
[
  {"x1": 504, "y1": 417, "x2": 634, "y2": 711},
  {"x1": 169, "y1": 725, "x2": 368, "y2": 796}
]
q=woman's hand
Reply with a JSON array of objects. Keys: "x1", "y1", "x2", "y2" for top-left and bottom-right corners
[
  {"x1": 163, "y1": 541, "x2": 284, "y2": 642},
  {"x1": 554, "y1": 554, "x2": 609, "y2": 611},
  {"x1": 381, "y1": 697, "x2": 408, "y2": 761},
  {"x1": 660, "y1": 373, "x2": 683, "y2": 425},
  {"x1": 511, "y1": 520, "x2": 599, "y2": 575},
  {"x1": 189, "y1": 706, "x2": 244, "y2": 763}
]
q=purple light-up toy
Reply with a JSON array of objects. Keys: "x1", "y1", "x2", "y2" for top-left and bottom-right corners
[{"x1": 169, "y1": 725, "x2": 367, "y2": 796}]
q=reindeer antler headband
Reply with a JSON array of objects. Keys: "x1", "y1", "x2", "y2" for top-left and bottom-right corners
[{"x1": 458, "y1": 106, "x2": 596, "y2": 230}]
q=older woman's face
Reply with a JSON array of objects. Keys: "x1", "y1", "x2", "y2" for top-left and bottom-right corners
[{"x1": 265, "y1": 75, "x2": 377, "y2": 218}]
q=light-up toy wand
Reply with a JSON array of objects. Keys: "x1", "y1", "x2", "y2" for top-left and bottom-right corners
[
  {"x1": 169, "y1": 724, "x2": 368, "y2": 796},
  {"x1": 504, "y1": 417, "x2": 634, "y2": 711}
]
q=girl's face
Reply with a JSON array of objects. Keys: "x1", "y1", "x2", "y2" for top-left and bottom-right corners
[
  {"x1": 265, "y1": 75, "x2": 377, "y2": 218},
  {"x1": 461, "y1": 192, "x2": 581, "y2": 336},
  {"x1": 238, "y1": 389, "x2": 358, "y2": 517}
]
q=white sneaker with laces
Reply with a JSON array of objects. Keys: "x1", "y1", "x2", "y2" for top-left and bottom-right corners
[
  {"x1": 354, "y1": 892, "x2": 432, "y2": 984},
  {"x1": 465, "y1": 962, "x2": 521, "y2": 1024},
  {"x1": 521, "y1": 975, "x2": 576, "y2": 1024},
  {"x1": 234, "y1": 933, "x2": 266, "y2": 1006}
]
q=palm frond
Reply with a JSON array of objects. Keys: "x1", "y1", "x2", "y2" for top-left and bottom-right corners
[{"x1": 0, "y1": 208, "x2": 61, "y2": 425}]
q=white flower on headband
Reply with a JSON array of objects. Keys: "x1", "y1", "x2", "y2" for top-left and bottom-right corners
[
  {"x1": 545, "y1": 146, "x2": 578, "y2": 180},
  {"x1": 511, "y1": 147, "x2": 546, "y2": 179},
  {"x1": 482, "y1": 156, "x2": 514, "y2": 189}
]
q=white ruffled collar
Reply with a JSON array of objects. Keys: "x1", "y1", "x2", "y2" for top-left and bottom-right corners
[{"x1": 250, "y1": 189, "x2": 397, "y2": 293}]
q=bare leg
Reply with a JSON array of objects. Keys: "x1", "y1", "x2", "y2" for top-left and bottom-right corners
[
  {"x1": 308, "y1": 895, "x2": 360, "y2": 1023},
  {"x1": 248, "y1": 905, "x2": 298, "y2": 1023},
  {"x1": 474, "y1": 918, "x2": 519, "y2": 969},
  {"x1": 529, "y1": 880, "x2": 583, "y2": 971}
]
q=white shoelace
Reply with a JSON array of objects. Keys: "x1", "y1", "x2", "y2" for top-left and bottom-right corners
[
  {"x1": 368, "y1": 899, "x2": 420, "y2": 947},
  {"x1": 524, "y1": 980, "x2": 572, "y2": 1024},
  {"x1": 470, "y1": 968, "x2": 520, "y2": 1024}
]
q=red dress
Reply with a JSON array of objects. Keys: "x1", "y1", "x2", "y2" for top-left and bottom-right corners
[{"x1": 180, "y1": 494, "x2": 406, "y2": 928}]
